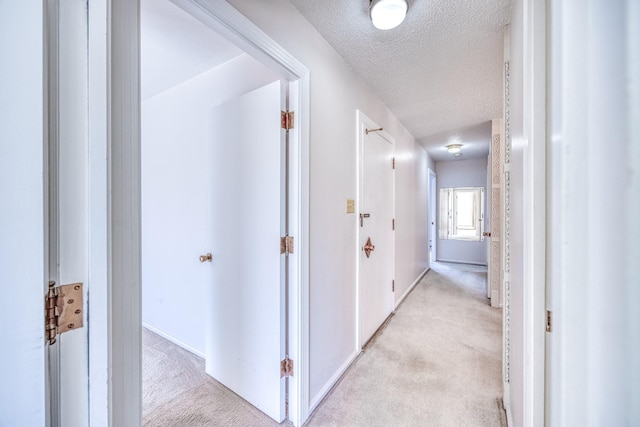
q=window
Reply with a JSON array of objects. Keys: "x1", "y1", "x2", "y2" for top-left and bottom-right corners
[{"x1": 439, "y1": 187, "x2": 484, "y2": 241}]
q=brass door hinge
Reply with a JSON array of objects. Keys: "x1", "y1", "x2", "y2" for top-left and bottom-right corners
[
  {"x1": 280, "y1": 235, "x2": 294, "y2": 255},
  {"x1": 280, "y1": 357, "x2": 294, "y2": 377},
  {"x1": 392, "y1": 280, "x2": 395, "y2": 292},
  {"x1": 392, "y1": 218, "x2": 395, "y2": 230},
  {"x1": 46, "y1": 281, "x2": 83, "y2": 345},
  {"x1": 281, "y1": 111, "x2": 294, "y2": 130},
  {"x1": 392, "y1": 157, "x2": 396, "y2": 169},
  {"x1": 546, "y1": 310, "x2": 552, "y2": 332}
]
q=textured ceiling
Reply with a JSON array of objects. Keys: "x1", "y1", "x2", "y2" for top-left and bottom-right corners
[{"x1": 286, "y1": 0, "x2": 511, "y2": 160}]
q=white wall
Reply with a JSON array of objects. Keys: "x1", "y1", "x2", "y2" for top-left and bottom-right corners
[
  {"x1": 435, "y1": 158, "x2": 488, "y2": 265},
  {"x1": 141, "y1": 54, "x2": 280, "y2": 355},
  {"x1": 227, "y1": 0, "x2": 429, "y2": 408}
]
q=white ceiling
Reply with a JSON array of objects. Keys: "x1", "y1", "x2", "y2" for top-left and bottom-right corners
[
  {"x1": 286, "y1": 0, "x2": 511, "y2": 160},
  {"x1": 141, "y1": 0, "x2": 511, "y2": 160},
  {"x1": 141, "y1": 0, "x2": 243, "y2": 100}
]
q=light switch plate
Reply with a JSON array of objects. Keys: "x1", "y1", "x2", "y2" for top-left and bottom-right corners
[{"x1": 346, "y1": 199, "x2": 355, "y2": 213}]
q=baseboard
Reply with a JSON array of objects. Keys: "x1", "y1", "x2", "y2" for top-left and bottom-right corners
[
  {"x1": 491, "y1": 290, "x2": 501, "y2": 308},
  {"x1": 503, "y1": 382, "x2": 513, "y2": 426},
  {"x1": 308, "y1": 349, "x2": 360, "y2": 413},
  {"x1": 436, "y1": 258, "x2": 488, "y2": 266},
  {"x1": 142, "y1": 322, "x2": 206, "y2": 359},
  {"x1": 395, "y1": 267, "x2": 429, "y2": 310}
]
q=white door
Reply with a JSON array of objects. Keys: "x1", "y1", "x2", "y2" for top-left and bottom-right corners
[
  {"x1": 0, "y1": 3, "x2": 48, "y2": 424},
  {"x1": 359, "y1": 116, "x2": 395, "y2": 348},
  {"x1": 206, "y1": 81, "x2": 286, "y2": 422},
  {"x1": 428, "y1": 169, "x2": 437, "y2": 263}
]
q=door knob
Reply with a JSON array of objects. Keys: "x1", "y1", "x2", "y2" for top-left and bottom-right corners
[{"x1": 199, "y1": 253, "x2": 212, "y2": 262}]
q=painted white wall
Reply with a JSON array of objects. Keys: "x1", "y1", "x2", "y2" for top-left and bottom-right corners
[
  {"x1": 141, "y1": 54, "x2": 280, "y2": 355},
  {"x1": 227, "y1": 0, "x2": 429, "y2": 407},
  {"x1": 394, "y1": 136, "x2": 430, "y2": 303},
  {"x1": 435, "y1": 158, "x2": 488, "y2": 265}
]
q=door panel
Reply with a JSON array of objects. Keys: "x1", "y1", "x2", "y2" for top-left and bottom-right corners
[
  {"x1": 428, "y1": 170, "x2": 437, "y2": 263},
  {"x1": 206, "y1": 80, "x2": 285, "y2": 422},
  {"x1": 0, "y1": 2, "x2": 47, "y2": 424},
  {"x1": 359, "y1": 124, "x2": 394, "y2": 347}
]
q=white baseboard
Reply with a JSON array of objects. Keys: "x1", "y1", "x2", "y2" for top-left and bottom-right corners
[
  {"x1": 436, "y1": 258, "x2": 488, "y2": 266},
  {"x1": 503, "y1": 382, "x2": 513, "y2": 426},
  {"x1": 491, "y1": 290, "x2": 501, "y2": 308},
  {"x1": 395, "y1": 268, "x2": 429, "y2": 309},
  {"x1": 308, "y1": 349, "x2": 360, "y2": 413},
  {"x1": 142, "y1": 322, "x2": 205, "y2": 359}
]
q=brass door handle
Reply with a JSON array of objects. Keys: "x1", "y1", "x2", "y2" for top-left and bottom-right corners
[
  {"x1": 199, "y1": 253, "x2": 212, "y2": 262},
  {"x1": 363, "y1": 237, "x2": 375, "y2": 258}
]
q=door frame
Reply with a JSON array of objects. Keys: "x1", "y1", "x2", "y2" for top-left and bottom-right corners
[
  {"x1": 88, "y1": 1, "x2": 310, "y2": 425},
  {"x1": 356, "y1": 110, "x2": 395, "y2": 349}
]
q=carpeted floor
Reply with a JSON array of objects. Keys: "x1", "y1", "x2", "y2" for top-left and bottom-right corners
[
  {"x1": 143, "y1": 261, "x2": 505, "y2": 426},
  {"x1": 304, "y1": 261, "x2": 505, "y2": 427},
  {"x1": 142, "y1": 329, "x2": 286, "y2": 426}
]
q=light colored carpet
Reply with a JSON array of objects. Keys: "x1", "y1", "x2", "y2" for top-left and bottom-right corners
[
  {"x1": 305, "y1": 261, "x2": 505, "y2": 427},
  {"x1": 142, "y1": 329, "x2": 288, "y2": 426},
  {"x1": 143, "y1": 261, "x2": 505, "y2": 426}
]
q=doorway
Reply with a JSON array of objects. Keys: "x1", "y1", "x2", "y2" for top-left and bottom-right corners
[
  {"x1": 141, "y1": 0, "x2": 294, "y2": 423},
  {"x1": 85, "y1": 0, "x2": 312, "y2": 425}
]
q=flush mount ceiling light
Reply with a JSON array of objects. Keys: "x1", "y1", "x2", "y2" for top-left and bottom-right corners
[
  {"x1": 370, "y1": 0, "x2": 408, "y2": 30},
  {"x1": 446, "y1": 143, "x2": 462, "y2": 154}
]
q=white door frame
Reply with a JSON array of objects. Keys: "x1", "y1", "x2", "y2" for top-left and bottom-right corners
[
  {"x1": 501, "y1": 0, "x2": 546, "y2": 424},
  {"x1": 88, "y1": 1, "x2": 310, "y2": 425}
]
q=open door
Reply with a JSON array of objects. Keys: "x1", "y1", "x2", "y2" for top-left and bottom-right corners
[
  {"x1": 358, "y1": 112, "x2": 395, "y2": 348},
  {"x1": 205, "y1": 80, "x2": 287, "y2": 422}
]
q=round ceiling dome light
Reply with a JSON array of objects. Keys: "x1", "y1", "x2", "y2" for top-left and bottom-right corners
[
  {"x1": 370, "y1": 0, "x2": 408, "y2": 30},
  {"x1": 446, "y1": 143, "x2": 462, "y2": 154}
]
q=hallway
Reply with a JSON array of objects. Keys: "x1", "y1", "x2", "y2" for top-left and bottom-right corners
[
  {"x1": 142, "y1": 262, "x2": 504, "y2": 426},
  {"x1": 306, "y1": 262, "x2": 504, "y2": 426}
]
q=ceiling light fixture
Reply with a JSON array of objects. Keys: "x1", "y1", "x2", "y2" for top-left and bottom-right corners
[
  {"x1": 370, "y1": 0, "x2": 408, "y2": 30},
  {"x1": 446, "y1": 143, "x2": 462, "y2": 154}
]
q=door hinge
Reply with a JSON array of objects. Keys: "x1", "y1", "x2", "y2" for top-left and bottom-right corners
[
  {"x1": 45, "y1": 281, "x2": 83, "y2": 345},
  {"x1": 392, "y1": 280, "x2": 395, "y2": 292},
  {"x1": 280, "y1": 235, "x2": 294, "y2": 255},
  {"x1": 392, "y1": 157, "x2": 396, "y2": 169},
  {"x1": 546, "y1": 310, "x2": 552, "y2": 332},
  {"x1": 280, "y1": 356, "x2": 294, "y2": 377},
  {"x1": 392, "y1": 218, "x2": 395, "y2": 230},
  {"x1": 281, "y1": 111, "x2": 294, "y2": 130}
]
